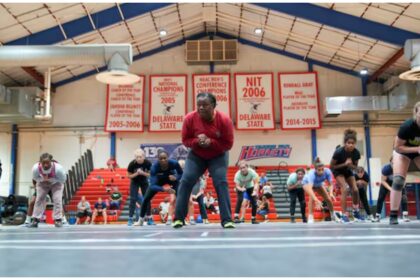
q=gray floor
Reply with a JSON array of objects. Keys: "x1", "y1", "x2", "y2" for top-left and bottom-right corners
[{"x1": 1, "y1": 220, "x2": 420, "y2": 277}]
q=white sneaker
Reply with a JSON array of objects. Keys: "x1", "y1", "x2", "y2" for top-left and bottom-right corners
[
  {"x1": 372, "y1": 213, "x2": 380, "y2": 223},
  {"x1": 189, "y1": 219, "x2": 196, "y2": 225},
  {"x1": 366, "y1": 214, "x2": 374, "y2": 221},
  {"x1": 133, "y1": 218, "x2": 144, "y2": 226},
  {"x1": 402, "y1": 211, "x2": 410, "y2": 222},
  {"x1": 166, "y1": 219, "x2": 172, "y2": 226},
  {"x1": 308, "y1": 215, "x2": 314, "y2": 224},
  {"x1": 203, "y1": 219, "x2": 210, "y2": 224}
]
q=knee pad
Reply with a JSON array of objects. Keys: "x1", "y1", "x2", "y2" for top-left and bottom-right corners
[{"x1": 392, "y1": 175, "x2": 405, "y2": 191}]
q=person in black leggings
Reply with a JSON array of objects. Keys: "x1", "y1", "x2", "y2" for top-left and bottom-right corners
[
  {"x1": 126, "y1": 148, "x2": 152, "y2": 226},
  {"x1": 354, "y1": 167, "x2": 373, "y2": 221},
  {"x1": 286, "y1": 168, "x2": 306, "y2": 223},
  {"x1": 373, "y1": 157, "x2": 410, "y2": 223},
  {"x1": 134, "y1": 150, "x2": 183, "y2": 226}
]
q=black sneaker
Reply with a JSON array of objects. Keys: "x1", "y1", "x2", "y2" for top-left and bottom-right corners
[
  {"x1": 54, "y1": 219, "x2": 63, "y2": 228},
  {"x1": 27, "y1": 218, "x2": 39, "y2": 228},
  {"x1": 251, "y1": 219, "x2": 259, "y2": 224},
  {"x1": 233, "y1": 217, "x2": 241, "y2": 224},
  {"x1": 389, "y1": 215, "x2": 398, "y2": 225},
  {"x1": 290, "y1": 216, "x2": 296, "y2": 223},
  {"x1": 302, "y1": 217, "x2": 307, "y2": 223}
]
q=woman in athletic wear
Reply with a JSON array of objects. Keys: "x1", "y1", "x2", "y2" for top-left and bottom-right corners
[
  {"x1": 233, "y1": 161, "x2": 260, "y2": 224},
  {"x1": 28, "y1": 153, "x2": 66, "y2": 228},
  {"x1": 134, "y1": 150, "x2": 183, "y2": 226},
  {"x1": 330, "y1": 129, "x2": 362, "y2": 223},
  {"x1": 126, "y1": 148, "x2": 152, "y2": 226},
  {"x1": 302, "y1": 158, "x2": 337, "y2": 223},
  {"x1": 374, "y1": 156, "x2": 410, "y2": 223},
  {"x1": 287, "y1": 168, "x2": 307, "y2": 223},
  {"x1": 354, "y1": 167, "x2": 374, "y2": 221},
  {"x1": 389, "y1": 101, "x2": 420, "y2": 225}
]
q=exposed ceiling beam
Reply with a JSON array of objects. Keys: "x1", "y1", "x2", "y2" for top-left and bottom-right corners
[
  {"x1": 368, "y1": 48, "x2": 404, "y2": 83},
  {"x1": 253, "y1": 3, "x2": 420, "y2": 46},
  {"x1": 22, "y1": 67, "x2": 56, "y2": 92},
  {"x1": 5, "y1": 3, "x2": 172, "y2": 45}
]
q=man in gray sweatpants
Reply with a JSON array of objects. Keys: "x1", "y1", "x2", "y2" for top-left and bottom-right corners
[{"x1": 28, "y1": 153, "x2": 66, "y2": 228}]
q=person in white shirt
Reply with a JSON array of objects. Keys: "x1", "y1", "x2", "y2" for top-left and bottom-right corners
[
  {"x1": 76, "y1": 196, "x2": 92, "y2": 225},
  {"x1": 203, "y1": 192, "x2": 217, "y2": 214},
  {"x1": 159, "y1": 197, "x2": 170, "y2": 223},
  {"x1": 28, "y1": 153, "x2": 66, "y2": 228}
]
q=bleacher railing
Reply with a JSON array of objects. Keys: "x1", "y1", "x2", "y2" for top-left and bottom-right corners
[{"x1": 63, "y1": 149, "x2": 93, "y2": 205}]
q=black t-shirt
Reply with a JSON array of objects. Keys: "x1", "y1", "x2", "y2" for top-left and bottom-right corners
[
  {"x1": 398, "y1": 118, "x2": 420, "y2": 147},
  {"x1": 332, "y1": 146, "x2": 361, "y2": 171},
  {"x1": 355, "y1": 172, "x2": 370, "y2": 187},
  {"x1": 127, "y1": 159, "x2": 152, "y2": 184}
]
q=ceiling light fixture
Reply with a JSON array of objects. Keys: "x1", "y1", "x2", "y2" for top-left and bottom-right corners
[
  {"x1": 96, "y1": 52, "x2": 140, "y2": 85},
  {"x1": 159, "y1": 29, "x2": 167, "y2": 37},
  {"x1": 360, "y1": 68, "x2": 368, "y2": 75},
  {"x1": 254, "y1": 28, "x2": 263, "y2": 35}
]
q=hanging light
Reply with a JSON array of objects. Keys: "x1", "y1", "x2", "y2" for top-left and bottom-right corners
[
  {"x1": 254, "y1": 28, "x2": 263, "y2": 35},
  {"x1": 159, "y1": 29, "x2": 167, "y2": 37},
  {"x1": 360, "y1": 68, "x2": 368, "y2": 75}
]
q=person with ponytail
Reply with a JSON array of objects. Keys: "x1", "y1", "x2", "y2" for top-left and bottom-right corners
[
  {"x1": 389, "y1": 101, "x2": 420, "y2": 225},
  {"x1": 330, "y1": 129, "x2": 363, "y2": 223},
  {"x1": 302, "y1": 157, "x2": 337, "y2": 222},
  {"x1": 27, "y1": 153, "x2": 66, "y2": 228}
]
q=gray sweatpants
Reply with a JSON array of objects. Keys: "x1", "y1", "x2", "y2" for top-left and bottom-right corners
[{"x1": 32, "y1": 182, "x2": 64, "y2": 220}]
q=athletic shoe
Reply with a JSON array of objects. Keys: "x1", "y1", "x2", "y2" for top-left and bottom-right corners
[
  {"x1": 372, "y1": 213, "x2": 380, "y2": 223},
  {"x1": 340, "y1": 215, "x2": 350, "y2": 223},
  {"x1": 166, "y1": 219, "x2": 172, "y2": 226},
  {"x1": 302, "y1": 217, "x2": 308, "y2": 223},
  {"x1": 402, "y1": 211, "x2": 410, "y2": 222},
  {"x1": 389, "y1": 215, "x2": 398, "y2": 225},
  {"x1": 353, "y1": 210, "x2": 364, "y2": 222},
  {"x1": 127, "y1": 217, "x2": 133, "y2": 226},
  {"x1": 189, "y1": 219, "x2": 196, "y2": 225},
  {"x1": 203, "y1": 219, "x2": 210, "y2": 224},
  {"x1": 251, "y1": 218, "x2": 259, "y2": 224},
  {"x1": 133, "y1": 218, "x2": 144, "y2": 226},
  {"x1": 54, "y1": 219, "x2": 63, "y2": 228},
  {"x1": 223, "y1": 222, "x2": 235, "y2": 229},
  {"x1": 335, "y1": 212, "x2": 342, "y2": 221},
  {"x1": 26, "y1": 218, "x2": 39, "y2": 228},
  {"x1": 172, "y1": 220, "x2": 183, "y2": 228},
  {"x1": 290, "y1": 216, "x2": 296, "y2": 223},
  {"x1": 233, "y1": 217, "x2": 241, "y2": 224},
  {"x1": 147, "y1": 219, "x2": 156, "y2": 226},
  {"x1": 308, "y1": 216, "x2": 314, "y2": 224},
  {"x1": 240, "y1": 218, "x2": 245, "y2": 223},
  {"x1": 366, "y1": 214, "x2": 374, "y2": 221}
]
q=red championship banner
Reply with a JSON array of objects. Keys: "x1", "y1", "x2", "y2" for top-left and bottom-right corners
[
  {"x1": 278, "y1": 72, "x2": 321, "y2": 130},
  {"x1": 234, "y1": 73, "x2": 275, "y2": 130},
  {"x1": 192, "y1": 73, "x2": 231, "y2": 116},
  {"x1": 149, "y1": 75, "x2": 187, "y2": 132},
  {"x1": 105, "y1": 76, "x2": 145, "y2": 132}
]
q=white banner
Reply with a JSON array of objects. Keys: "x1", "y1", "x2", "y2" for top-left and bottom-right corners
[
  {"x1": 278, "y1": 72, "x2": 321, "y2": 130},
  {"x1": 105, "y1": 77, "x2": 145, "y2": 132},
  {"x1": 192, "y1": 73, "x2": 231, "y2": 116},
  {"x1": 149, "y1": 75, "x2": 187, "y2": 132},
  {"x1": 234, "y1": 73, "x2": 275, "y2": 130}
]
